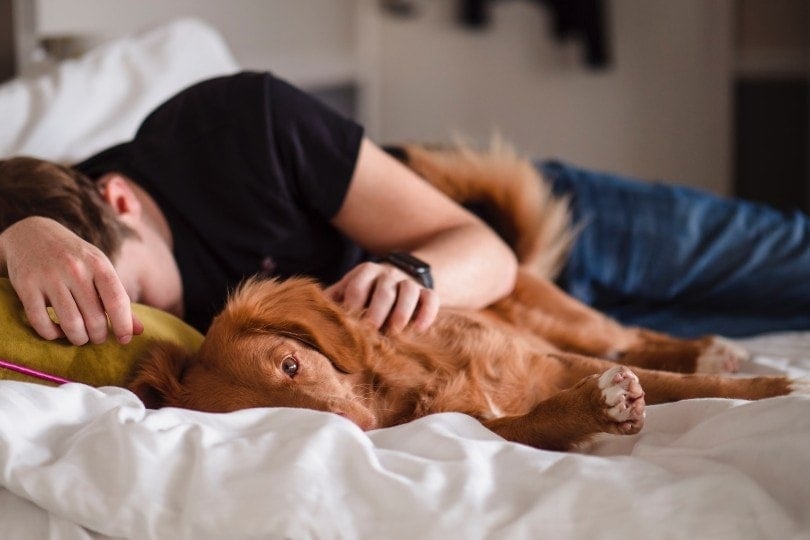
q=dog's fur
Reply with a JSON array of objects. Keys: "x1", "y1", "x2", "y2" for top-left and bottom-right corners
[{"x1": 128, "y1": 143, "x2": 807, "y2": 452}]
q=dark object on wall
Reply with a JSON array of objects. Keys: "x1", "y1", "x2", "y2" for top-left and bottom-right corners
[
  {"x1": 734, "y1": 78, "x2": 809, "y2": 213},
  {"x1": 381, "y1": 0, "x2": 420, "y2": 18},
  {"x1": 458, "y1": 0, "x2": 610, "y2": 69}
]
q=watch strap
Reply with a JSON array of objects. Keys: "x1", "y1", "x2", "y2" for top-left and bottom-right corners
[{"x1": 379, "y1": 251, "x2": 434, "y2": 289}]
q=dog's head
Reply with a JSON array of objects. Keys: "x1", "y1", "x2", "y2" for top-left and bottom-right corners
[{"x1": 127, "y1": 277, "x2": 379, "y2": 430}]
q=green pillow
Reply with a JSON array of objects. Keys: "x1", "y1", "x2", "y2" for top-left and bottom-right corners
[{"x1": 0, "y1": 277, "x2": 203, "y2": 387}]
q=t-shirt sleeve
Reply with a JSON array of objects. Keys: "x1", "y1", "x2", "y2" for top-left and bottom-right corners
[
  {"x1": 262, "y1": 73, "x2": 365, "y2": 220},
  {"x1": 77, "y1": 71, "x2": 364, "y2": 222}
]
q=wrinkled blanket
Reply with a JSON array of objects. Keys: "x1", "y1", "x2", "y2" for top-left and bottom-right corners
[{"x1": 1, "y1": 333, "x2": 809, "y2": 540}]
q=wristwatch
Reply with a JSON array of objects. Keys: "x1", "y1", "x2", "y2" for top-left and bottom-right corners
[{"x1": 380, "y1": 251, "x2": 434, "y2": 289}]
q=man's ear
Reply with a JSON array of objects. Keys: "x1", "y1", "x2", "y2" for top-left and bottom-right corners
[{"x1": 98, "y1": 173, "x2": 143, "y2": 222}]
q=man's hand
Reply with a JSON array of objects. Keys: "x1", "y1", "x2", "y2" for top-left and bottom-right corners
[
  {"x1": 325, "y1": 261, "x2": 439, "y2": 334},
  {"x1": 0, "y1": 217, "x2": 143, "y2": 345}
]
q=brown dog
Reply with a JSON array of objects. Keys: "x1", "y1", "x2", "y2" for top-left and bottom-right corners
[{"x1": 128, "y1": 143, "x2": 808, "y2": 451}]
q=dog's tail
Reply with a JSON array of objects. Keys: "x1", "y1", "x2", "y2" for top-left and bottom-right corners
[{"x1": 385, "y1": 139, "x2": 575, "y2": 280}]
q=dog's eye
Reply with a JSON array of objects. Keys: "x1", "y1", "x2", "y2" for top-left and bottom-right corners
[{"x1": 281, "y1": 355, "x2": 299, "y2": 377}]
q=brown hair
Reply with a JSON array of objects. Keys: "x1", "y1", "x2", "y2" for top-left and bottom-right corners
[{"x1": 0, "y1": 156, "x2": 135, "y2": 257}]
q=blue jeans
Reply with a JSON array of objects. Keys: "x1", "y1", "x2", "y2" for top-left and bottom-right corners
[{"x1": 539, "y1": 160, "x2": 810, "y2": 338}]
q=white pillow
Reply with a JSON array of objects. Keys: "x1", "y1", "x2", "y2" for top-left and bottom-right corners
[{"x1": 0, "y1": 18, "x2": 239, "y2": 163}]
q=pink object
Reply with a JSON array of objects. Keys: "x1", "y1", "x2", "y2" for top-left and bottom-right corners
[{"x1": 0, "y1": 358, "x2": 72, "y2": 385}]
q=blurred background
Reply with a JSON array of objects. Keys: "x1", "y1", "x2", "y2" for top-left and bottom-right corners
[{"x1": 1, "y1": 0, "x2": 808, "y2": 209}]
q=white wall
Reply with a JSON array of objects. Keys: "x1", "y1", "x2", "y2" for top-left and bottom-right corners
[
  {"x1": 372, "y1": 0, "x2": 732, "y2": 193},
  {"x1": 34, "y1": 0, "x2": 733, "y2": 193}
]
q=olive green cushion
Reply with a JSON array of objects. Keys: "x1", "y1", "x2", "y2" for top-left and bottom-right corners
[{"x1": 0, "y1": 278, "x2": 203, "y2": 387}]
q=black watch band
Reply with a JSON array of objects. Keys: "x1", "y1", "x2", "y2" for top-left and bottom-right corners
[{"x1": 379, "y1": 251, "x2": 434, "y2": 289}]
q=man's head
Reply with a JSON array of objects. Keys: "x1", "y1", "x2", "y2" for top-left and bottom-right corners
[
  {"x1": 0, "y1": 156, "x2": 183, "y2": 318},
  {"x1": 0, "y1": 156, "x2": 135, "y2": 259}
]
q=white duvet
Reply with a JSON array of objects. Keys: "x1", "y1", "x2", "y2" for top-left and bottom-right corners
[{"x1": 1, "y1": 333, "x2": 809, "y2": 540}]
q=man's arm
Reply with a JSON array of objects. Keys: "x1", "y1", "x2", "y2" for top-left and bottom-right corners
[{"x1": 328, "y1": 138, "x2": 518, "y2": 333}]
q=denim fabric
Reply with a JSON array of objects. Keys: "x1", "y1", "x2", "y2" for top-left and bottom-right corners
[{"x1": 538, "y1": 160, "x2": 810, "y2": 337}]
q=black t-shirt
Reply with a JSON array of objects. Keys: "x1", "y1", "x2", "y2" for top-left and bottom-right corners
[{"x1": 76, "y1": 71, "x2": 365, "y2": 331}]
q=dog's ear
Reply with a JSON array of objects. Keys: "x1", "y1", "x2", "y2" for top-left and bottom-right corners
[
  {"x1": 277, "y1": 305, "x2": 368, "y2": 374},
  {"x1": 226, "y1": 278, "x2": 372, "y2": 374},
  {"x1": 127, "y1": 341, "x2": 191, "y2": 408},
  {"x1": 266, "y1": 279, "x2": 371, "y2": 374}
]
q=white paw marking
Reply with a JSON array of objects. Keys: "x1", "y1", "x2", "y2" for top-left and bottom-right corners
[
  {"x1": 696, "y1": 336, "x2": 749, "y2": 374},
  {"x1": 598, "y1": 366, "x2": 644, "y2": 422},
  {"x1": 789, "y1": 377, "x2": 810, "y2": 396}
]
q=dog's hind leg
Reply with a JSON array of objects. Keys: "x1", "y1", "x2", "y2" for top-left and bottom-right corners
[
  {"x1": 613, "y1": 331, "x2": 749, "y2": 374},
  {"x1": 489, "y1": 271, "x2": 748, "y2": 374}
]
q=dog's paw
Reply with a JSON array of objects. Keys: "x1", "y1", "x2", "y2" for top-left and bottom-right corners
[
  {"x1": 789, "y1": 377, "x2": 810, "y2": 396},
  {"x1": 598, "y1": 366, "x2": 645, "y2": 435},
  {"x1": 696, "y1": 336, "x2": 749, "y2": 374}
]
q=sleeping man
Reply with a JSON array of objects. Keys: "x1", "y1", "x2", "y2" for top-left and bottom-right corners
[{"x1": 1, "y1": 70, "x2": 810, "y2": 345}]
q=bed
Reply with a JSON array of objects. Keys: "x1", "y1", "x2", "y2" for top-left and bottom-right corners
[{"x1": 1, "y1": 19, "x2": 809, "y2": 540}]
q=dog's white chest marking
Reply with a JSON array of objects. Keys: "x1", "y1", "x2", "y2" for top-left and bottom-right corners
[{"x1": 482, "y1": 391, "x2": 504, "y2": 419}]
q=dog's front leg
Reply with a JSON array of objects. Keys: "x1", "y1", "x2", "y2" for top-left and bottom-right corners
[{"x1": 482, "y1": 366, "x2": 646, "y2": 452}]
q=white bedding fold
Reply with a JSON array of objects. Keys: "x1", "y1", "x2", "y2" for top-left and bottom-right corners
[{"x1": 1, "y1": 374, "x2": 809, "y2": 539}]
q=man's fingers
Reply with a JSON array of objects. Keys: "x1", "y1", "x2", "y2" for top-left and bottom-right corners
[
  {"x1": 333, "y1": 262, "x2": 441, "y2": 332},
  {"x1": 384, "y1": 280, "x2": 422, "y2": 334},
  {"x1": 323, "y1": 281, "x2": 344, "y2": 303},
  {"x1": 75, "y1": 295, "x2": 109, "y2": 345},
  {"x1": 70, "y1": 280, "x2": 114, "y2": 345},
  {"x1": 132, "y1": 313, "x2": 145, "y2": 337},
  {"x1": 94, "y1": 271, "x2": 135, "y2": 344},
  {"x1": 20, "y1": 281, "x2": 141, "y2": 345},
  {"x1": 18, "y1": 289, "x2": 64, "y2": 341},
  {"x1": 411, "y1": 288, "x2": 440, "y2": 332},
  {"x1": 366, "y1": 272, "x2": 409, "y2": 330},
  {"x1": 340, "y1": 263, "x2": 379, "y2": 314},
  {"x1": 47, "y1": 287, "x2": 89, "y2": 345}
]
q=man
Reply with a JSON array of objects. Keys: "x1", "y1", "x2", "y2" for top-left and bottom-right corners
[
  {"x1": 4, "y1": 71, "x2": 810, "y2": 344},
  {"x1": 0, "y1": 71, "x2": 517, "y2": 346}
]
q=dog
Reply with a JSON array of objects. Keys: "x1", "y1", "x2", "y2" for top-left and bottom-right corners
[{"x1": 128, "y1": 142, "x2": 808, "y2": 452}]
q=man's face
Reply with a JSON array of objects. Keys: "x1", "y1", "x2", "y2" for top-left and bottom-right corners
[{"x1": 113, "y1": 222, "x2": 184, "y2": 318}]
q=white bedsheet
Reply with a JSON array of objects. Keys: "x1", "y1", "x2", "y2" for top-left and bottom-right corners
[{"x1": 1, "y1": 334, "x2": 809, "y2": 539}]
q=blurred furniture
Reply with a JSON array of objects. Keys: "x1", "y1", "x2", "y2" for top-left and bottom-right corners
[
  {"x1": 733, "y1": 0, "x2": 810, "y2": 212},
  {"x1": 0, "y1": 0, "x2": 37, "y2": 82}
]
